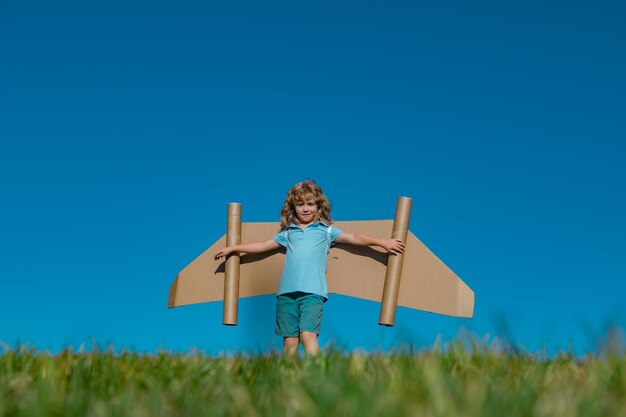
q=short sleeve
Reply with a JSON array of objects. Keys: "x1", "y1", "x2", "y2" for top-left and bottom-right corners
[
  {"x1": 274, "y1": 230, "x2": 288, "y2": 248},
  {"x1": 330, "y1": 226, "x2": 343, "y2": 244}
]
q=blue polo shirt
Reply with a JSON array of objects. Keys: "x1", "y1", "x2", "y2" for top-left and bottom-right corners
[{"x1": 273, "y1": 221, "x2": 343, "y2": 299}]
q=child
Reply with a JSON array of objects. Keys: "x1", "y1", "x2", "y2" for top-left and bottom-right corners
[{"x1": 215, "y1": 180, "x2": 405, "y2": 355}]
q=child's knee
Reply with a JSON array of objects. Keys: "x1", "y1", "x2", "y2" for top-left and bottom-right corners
[
  {"x1": 299, "y1": 331, "x2": 318, "y2": 344},
  {"x1": 284, "y1": 337, "x2": 299, "y2": 348},
  {"x1": 299, "y1": 331, "x2": 320, "y2": 355}
]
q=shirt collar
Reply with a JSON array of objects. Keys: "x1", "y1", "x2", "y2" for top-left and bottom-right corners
[{"x1": 287, "y1": 221, "x2": 329, "y2": 229}]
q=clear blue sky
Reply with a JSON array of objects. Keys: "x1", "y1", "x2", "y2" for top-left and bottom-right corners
[{"x1": 1, "y1": 0, "x2": 625, "y2": 355}]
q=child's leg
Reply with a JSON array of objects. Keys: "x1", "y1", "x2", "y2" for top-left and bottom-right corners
[
  {"x1": 299, "y1": 331, "x2": 320, "y2": 355},
  {"x1": 283, "y1": 337, "x2": 299, "y2": 355},
  {"x1": 297, "y1": 293, "x2": 325, "y2": 356},
  {"x1": 276, "y1": 294, "x2": 300, "y2": 355}
]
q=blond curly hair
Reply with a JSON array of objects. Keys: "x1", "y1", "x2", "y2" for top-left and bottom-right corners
[{"x1": 279, "y1": 179, "x2": 332, "y2": 230}]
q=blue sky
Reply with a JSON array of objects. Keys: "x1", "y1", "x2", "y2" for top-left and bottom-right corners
[{"x1": 1, "y1": 0, "x2": 625, "y2": 355}]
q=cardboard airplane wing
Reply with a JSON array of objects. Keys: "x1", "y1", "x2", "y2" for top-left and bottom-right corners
[{"x1": 168, "y1": 199, "x2": 474, "y2": 325}]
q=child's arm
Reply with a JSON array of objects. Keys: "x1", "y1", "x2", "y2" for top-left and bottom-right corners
[
  {"x1": 335, "y1": 233, "x2": 405, "y2": 254},
  {"x1": 214, "y1": 239, "x2": 281, "y2": 260}
]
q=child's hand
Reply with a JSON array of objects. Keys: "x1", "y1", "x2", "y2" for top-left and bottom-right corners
[
  {"x1": 382, "y1": 239, "x2": 405, "y2": 255},
  {"x1": 215, "y1": 247, "x2": 234, "y2": 260}
]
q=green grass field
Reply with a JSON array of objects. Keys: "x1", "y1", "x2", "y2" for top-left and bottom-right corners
[{"x1": 1, "y1": 341, "x2": 625, "y2": 417}]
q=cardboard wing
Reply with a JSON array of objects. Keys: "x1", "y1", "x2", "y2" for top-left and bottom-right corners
[{"x1": 168, "y1": 220, "x2": 474, "y2": 318}]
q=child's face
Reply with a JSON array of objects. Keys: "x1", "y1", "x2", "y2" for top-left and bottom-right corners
[{"x1": 294, "y1": 194, "x2": 318, "y2": 225}]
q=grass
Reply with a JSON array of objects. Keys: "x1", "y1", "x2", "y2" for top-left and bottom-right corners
[{"x1": 1, "y1": 340, "x2": 625, "y2": 417}]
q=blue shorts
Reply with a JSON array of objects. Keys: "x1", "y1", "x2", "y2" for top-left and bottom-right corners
[{"x1": 275, "y1": 292, "x2": 325, "y2": 337}]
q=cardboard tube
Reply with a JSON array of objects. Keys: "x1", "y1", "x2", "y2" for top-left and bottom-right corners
[
  {"x1": 223, "y1": 203, "x2": 242, "y2": 325},
  {"x1": 379, "y1": 196, "x2": 412, "y2": 326}
]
